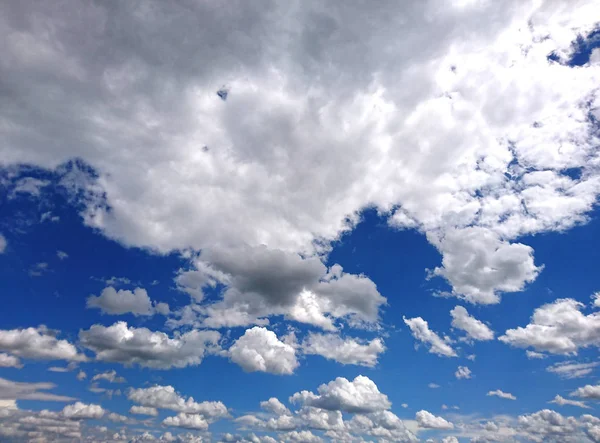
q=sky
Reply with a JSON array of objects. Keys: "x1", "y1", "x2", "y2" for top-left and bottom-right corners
[{"x1": 0, "y1": 1, "x2": 600, "y2": 442}]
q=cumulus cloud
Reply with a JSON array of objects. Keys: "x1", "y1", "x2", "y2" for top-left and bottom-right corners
[
  {"x1": 0, "y1": 353, "x2": 22, "y2": 368},
  {"x1": 228, "y1": 327, "x2": 298, "y2": 375},
  {"x1": 403, "y1": 317, "x2": 457, "y2": 357},
  {"x1": 290, "y1": 375, "x2": 391, "y2": 413},
  {"x1": 450, "y1": 306, "x2": 494, "y2": 341},
  {"x1": 571, "y1": 385, "x2": 600, "y2": 399},
  {"x1": 163, "y1": 413, "x2": 209, "y2": 430},
  {"x1": 79, "y1": 321, "x2": 220, "y2": 369},
  {"x1": 0, "y1": 326, "x2": 86, "y2": 362},
  {"x1": 499, "y1": 299, "x2": 600, "y2": 354},
  {"x1": 416, "y1": 410, "x2": 454, "y2": 430},
  {"x1": 487, "y1": 389, "x2": 516, "y2": 400},
  {"x1": 0, "y1": 377, "x2": 75, "y2": 402},
  {"x1": 547, "y1": 361, "x2": 600, "y2": 379},
  {"x1": 128, "y1": 385, "x2": 229, "y2": 419},
  {"x1": 86, "y1": 286, "x2": 169, "y2": 316},
  {"x1": 455, "y1": 366, "x2": 472, "y2": 379},
  {"x1": 61, "y1": 402, "x2": 105, "y2": 420},
  {"x1": 301, "y1": 333, "x2": 385, "y2": 367},
  {"x1": 260, "y1": 398, "x2": 291, "y2": 416}
]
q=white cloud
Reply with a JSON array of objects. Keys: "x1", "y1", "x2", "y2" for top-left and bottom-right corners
[
  {"x1": 91, "y1": 369, "x2": 126, "y2": 383},
  {"x1": 428, "y1": 383, "x2": 440, "y2": 389},
  {"x1": 547, "y1": 361, "x2": 599, "y2": 379},
  {"x1": 229, "y1": 327, "x2": 298, "y2": 375},
  {"x1": 441, "y1": 438, "x2": 458, "y2": 443},
  {"x1": 290, "y1": 375, "x2": 391, "y2": 413},
  {"x1": 404, "y1": 317, "x2": 457, "y2": 357},
  {"x1": 301, "y1": 333, "x2": 385, "y2": 367},
  {"x1": 0, "y1": 326, "x2": 86, "y2": 362},
  {"x1": 416, "y1": 410, "x2": 454, "y2": 430},
  {"x1": 76, "y1": 370, "x2": 87, "y2": 381},
  {"x1": 0, "y1": 353, "x2": 22, "y2": 368},
  {"x1": 526, "y1": 350, "x2": 547, "y2": 359},
  {"x1": 455, "y1": 366, "x2": 472, "y2": 379},
  {"x1": 130, "y1": 405, "x2": 159, "y2": 416},
  {"x1": 79, "y1": 321, "x2": 220, "y2": 369},
  {"x1": 86, "y1": 286, "x2": 169, "y2": 316},
  {"x1": 550, "y1": 395, "x2": 590, "y2": 409},
  {"x1": 430, "y1": 228, "x2": 542, "y2": 304},
  {"x1": 0, "y1": 234, "x2": 6, "y2": 253},
  {"x1": 571, "y1": 384, "x2": 600, "y2": 399},
  {"x1": 487, "y1": 389, "x2": 516, "y2": 400},
  {"x1": 128, "y1": 385, "x2": 229, "y2": 419},
  {"x1": 163, "y1": 413, "x2": 209, "y2": 430},
  {"x1": 499, "y1": 298, "x2": 600, "y2": 354},
  {"x1": 450, "y1": 306, "x2": 494, "y2": 341},
  {"x1": 0, "y1": 377, "x2": 75, "y2": 402},
  {"x1": 260, "y1": 398, "x2": 291, "y2": 416},
  {"x1": 61, "y1": 402, "x2": 105, "y2": 420},
  {"x1": 57, "y1": 250, "x2": 68, "y2": 260},
  {"x1": 592, "y1": 292, "x2": 600, "y2": 308}
]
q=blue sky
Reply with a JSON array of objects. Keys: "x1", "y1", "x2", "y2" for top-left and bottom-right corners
[{"x1": 1, "y1": 1, "x2": 600, "y2": 443}]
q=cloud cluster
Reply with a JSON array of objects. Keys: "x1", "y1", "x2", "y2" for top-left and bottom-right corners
[
  {"x1": 0, "y1": 326, "x2": 86, "y2": 362},
  {"x1": 87, "y1": 286, "x2": 169, "y2": 316}
]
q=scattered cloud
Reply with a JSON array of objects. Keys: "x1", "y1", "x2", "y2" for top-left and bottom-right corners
[
  {"x1": 229, "y1": 327, "x2": 298, "y2": 375},
  {"x1": 404, "y1": 317, "x2": 457, "y2": 357},
  {"x1": 301, "y1": 333, "x2": 385, "y2": 367},
  {"x1": 487, "y1": 389, "x2": 517, "y2": 400},
  {"x1": 455, "y1": 366, "x2": 472, "y2": 380}
]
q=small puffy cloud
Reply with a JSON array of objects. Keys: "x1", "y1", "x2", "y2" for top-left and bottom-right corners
[
  {"x1": 76, "y1": 370, "x2": 87, "y2": 381},
  {"x1": 290, "y1": 375, "x2": 391, "y2": 413},
  {"x1": 0, "y1": 353, "x2": 22, "y2": 368},
  {"x1": 499, "y1": 299, "x2": 600, "y2": 354},
  {"x1": 86, "y1": 286, "x2": 169, "y2": 316},
  {"x1": 283, "y1": 430, "x2": 322, "y2": 442},
  {"x1": 416, "y1": 410, "x2": 454, "y2": 430},
  {"x1": 450, "y1": 306, "x2": 494, "y2": 341},
  {"x1": 550, "y1": 395, "x2": 590, "y2": 409},
  {"x1": 61, "y1": 402, "x2": 105, "y2": 419},
  {"x1": 428, "y1": 383, "x2": 440, "y2": 389},
  {"x1": 79, "y1": 321, "x2": 220, "y2": 369},
  {"x1": 92, "y1": 370, "x2": 126, "y2": 383},
  {"x1": 130, "y1": 405, "x2": 159, "y2": 416},
  {"x1": 260, "y1": 398, "x2": 291, "y2": 416},
  {"x1": 526, "y1": 351, "x2": 547, "y2": 359},
  {"x1": 301, "y1": 333, "x2": 385, "y2": 367},
  {"x1": 455, "y1": 366, "x2": 472, "y2": 379},
  {"x1": 128, "y1": 385, "x2": 229, "y2": 419},
  {"x1": 547, "y1": 361, "x2": 599, "y2": 379},
  {"x1": 591, "y1": 292, "x2": 600, "y2": 308},
  {"x1": 487, "y1": 389, "x2": 516, "y2": 400},
  {"x1": 429, "y1": 227, "x2": 541, "y2": 304},
  {"x1": 229, "y1": 327, "x2": 298, "y2": 375},
  {"x1": 442, "y1": 437, "x2": 459, "y2": 443},
  {"x1": 0, "y1": 326, "x2": 86, "y2": 362},
  {"x1": 403, "y1": 317, "x2": 456, "y2": 357},
  {"x1": 0, "y1": 377, "x2": 75, "y2": 402},
  {"x1": 163, "y1": 413, "x2": 209, "y2": 430},
  {"x1": 571, "y1": 385, "x2": 600, "y2": 399},
  {"x1": 57, "y1": 250, "x2": 69, "y2": 260}
]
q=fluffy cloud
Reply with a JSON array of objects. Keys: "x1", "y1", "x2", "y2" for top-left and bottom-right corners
[
  {"x1": 0, "y1": 377, "x2": 75, "y2": 402},
  {"x1": 260, "y1": 398, "x2": 291, "y2": 416},
  {"x1": 450, "y1": 306, "x2": 494, "y2": 341},
  {"x1": 518, "y1": 409, "x2": 579, "y2": 441},
  {"x1": 499, "y1": 299, "x2": 600, "y2": 354},
  {"x1": 403, "y1": 317, "x2": 456, "y2": 357},
  {"x1": 163, "y1": 413, "x2": 209, "y2": 430},
  {"x1": 301, "y1": 333, "x2": 385, "y2": 367},
  {"x1": 487, "y1": 389, "x2": 516, "y2": 400},
  {"x1": 0, "y1": 326, "x2": 86, "y2": 361},
  {"x1": 550, "y1": 395, "x2": 590, "y2": 409},
  {"x1": 547, "y1": 361, "x2": 600, "y2": 379},
  {"x1": 571, "y1": 385, "x2": 600, "y2": 399},
  {"x1": 128, "y1": 385, "x2": 229, "y2": 419},
  {"x1": 61, "y1": 402, "x2": 105, "y2": 420},
  {"x1": 229, "y1": 327, "x2": 298, "y2": 375},
  {"x1": 0, "y1": 353, "x2": 22, "y2": 368},
  {"x1": 430, "y1": 228, "x2": 542, "y2": 304},
  {"x1": 79, "y1": 321, "x2": 220, "y2": 369},
  {"x1": 129, "y1": 405, "x2": 159, "y2": 417},
  {"x1": 290, "y1": 375, "x2": 391, "y2": 413},
  {"x1": 91, "y1": 369, "x2": 126, "y2": 383},
  {"x1": 416, "y1": 410, "x2": 454, "y2": 430},
  {"x1": 455, "y1": 366, "x2": 472, "y2": 379},
  {"x1": 87, "y1": 286, "x2": 169, "y2": 316}
]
